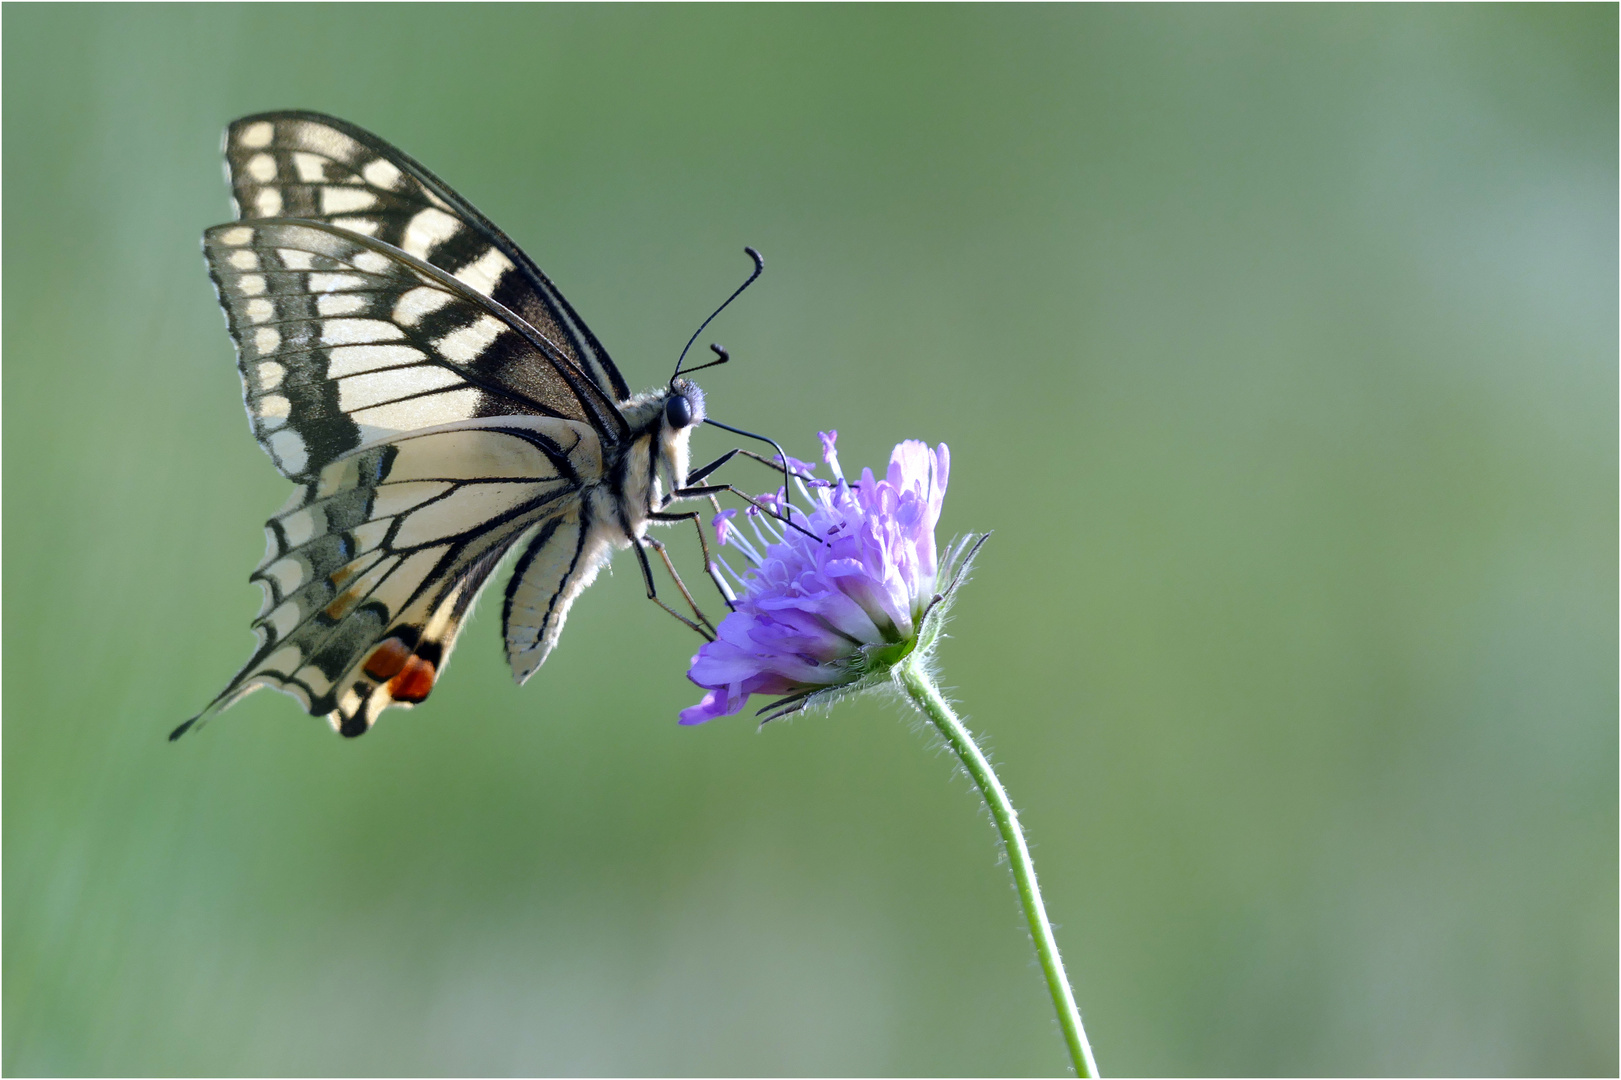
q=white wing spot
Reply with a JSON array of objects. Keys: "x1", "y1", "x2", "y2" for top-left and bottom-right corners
[
  {"x1": 246, "y1": 153, "x2": 277, "y2": 182},
  {"x1": 298, "y1": 125, "x2": 358, "y2": 162},
  {"x1": 296, "y1": 665, "x2": 334, "y2": 700},
  {"x1": 316, "y1": 293, "x2": 367, "y2": 316},
  {"x1": 257, "y1": 360, "x2": 285, "y2": 390},
  {"x1": 362, "y1": 158, "x2": 404, "y2": 190},
  {"x1": 292, "y1": 152, "x2": 328, "y2": 183},
  {"x1": 254, "y1": 326, "x2": 281, "y2": 354},
  {"x1": 265, "y1": 558, "x2": 304, "y2": 595},
  {"x1": 351, "y1": 250, "x2": 392, "y2": 274},
  {"x1": 331, "y1": 216, "x2": 379, "y2": 237},
  {"x1": 280, "y1": 508, "x2": 316, "y2": 547},
  {"x1": 335, "y1": 691, "x2": 363, "y2": 727},
  {"x1": 308, "y1": 272, "x2": 367, "y2": 292},
  {"x1": 238, "y1": 121, "x2": 274, "y2": 149},
  {"x1": 229, "y1": 249, "x2": 259, "y2": 270},
  {"x1": 219, "y1": 226, "x2": 254, "y2": 246},
  {"x1": 394, "y1": 286, "x2": 456, "y2": 326},
  {"x1": 246, "y1": 298, "x2": 275, "y2": 323},
  {"x1": 435, "y1": 314, "x2": 506, "y2": 363},
  {"x1": 337, "y1": 365, "x2": 463, "y2": 412},
  {"x1": 326, "y1": 345, "x2": 425, "y2": 378},
  {"x1": 265, "y1": 600, "x2": 303, "y2": 642},
  {"x1": 322, "y1": 319, "x2": 405, "y2": 345},
  {"x1": 401, "y1": 207, "x2": 461, "y2": 259},
  {"x1": 237, "y1": 275, "x2": 266, "y2": 296},
  {"x1": 270, "y1": 430, "x2": 309, "y2": 476},
  {"x1": 321, "y1": 186, "x2": 377, "y2": 214},
  {"x1": 260, "y1": 646, "x2": 304, "y2": 677},
  {"x1": 276, "y1": 249, "x2": 314, "y2": 271},
  {"x1": 258, "y1": 394, "x2": 292, "y2": 419},
  {"x1": 453, "y1": 247, "x2": 514, "y2": 295},
  {"x1": 254, "y1": 188, "x2": 282, "y2": 216}
]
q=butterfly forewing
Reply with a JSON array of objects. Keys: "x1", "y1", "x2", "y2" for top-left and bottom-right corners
[
  {"x1": 203, "y1": 218, "x2": 623, "y2": 481},
  {"x1": 224, "y1": 111, "x2": 632, "y2": 404}
]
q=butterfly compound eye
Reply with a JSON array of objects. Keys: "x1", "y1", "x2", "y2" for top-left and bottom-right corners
[{"x1": 665, "y1": 394, "x2": 693, "y2": 429}]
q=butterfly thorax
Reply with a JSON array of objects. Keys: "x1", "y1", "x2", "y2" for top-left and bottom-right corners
[{"x1": 604, "y1": 378, "x2": 706, "y2": 539}]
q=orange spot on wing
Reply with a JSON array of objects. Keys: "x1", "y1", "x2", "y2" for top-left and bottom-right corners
[
  {"x1": 324, "y1": 586, "x2": 362, "y2": 621},
  {"x1": 389, "y1": 655, "x2": 436, "y2": 704},
  {"x1": 363, "y1": 637, "x2": 412, "y2": 681}
]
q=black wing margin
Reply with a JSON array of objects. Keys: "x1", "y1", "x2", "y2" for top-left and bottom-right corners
[{"x1": 223, "y1": 110, "x2": 632, "y2": 403}]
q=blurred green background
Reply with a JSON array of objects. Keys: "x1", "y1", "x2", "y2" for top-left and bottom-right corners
[{"x1": 4, "y1": 5, "x2": 1614, "y2": 1076}]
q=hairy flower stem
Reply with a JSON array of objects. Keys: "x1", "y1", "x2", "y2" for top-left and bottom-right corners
[{"x1": 896, "y1": 659, "x2": 1099, "y2": 1078}]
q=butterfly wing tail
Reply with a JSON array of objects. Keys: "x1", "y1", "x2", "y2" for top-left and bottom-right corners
[{"x1": 169, "y1": 678, "x2": 266, "y2": 740}]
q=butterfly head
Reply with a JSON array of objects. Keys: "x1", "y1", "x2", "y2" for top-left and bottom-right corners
[
  {"x1": 619, "y1": 378, "x2": 707, "y2": 501},
  {"x1": 664, "y1": 378, "x2": 706, "y2": 431},
  {"x1": 658, "y1": 379, "x2": 706, "y2": 489}
]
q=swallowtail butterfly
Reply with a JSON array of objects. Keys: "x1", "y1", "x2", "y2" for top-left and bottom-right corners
[{"x1": 174, "y1": 111, "x2": 747, "y2": 740}]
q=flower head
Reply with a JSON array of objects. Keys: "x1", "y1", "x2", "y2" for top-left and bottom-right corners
[{"x1": 681, "y1": 432, "x2": 981, "y2": 724}]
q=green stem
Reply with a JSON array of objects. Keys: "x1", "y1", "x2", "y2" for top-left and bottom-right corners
[{"x1": 896, "y1": 658, "x2": 1099, "y2": 1078}]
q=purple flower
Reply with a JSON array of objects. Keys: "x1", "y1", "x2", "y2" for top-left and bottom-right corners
[
  {"x1": 710, "y1": 508, "x2": 738, "y2": 547},
  {"x1": 681, "y1": 432, "x2": 981, "y2": 725}
]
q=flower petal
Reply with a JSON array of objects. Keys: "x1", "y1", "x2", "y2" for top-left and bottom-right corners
[
  {"x1": 819, "y1": 430, "x2": 844, "y2": 481},
  {"x1": 712, "y1": 508, "x2": 738, "y2": 547}
]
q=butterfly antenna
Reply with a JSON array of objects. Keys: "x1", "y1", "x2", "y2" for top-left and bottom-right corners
[
  {"x1": 672, "y1": 246, "x2": 764, "y2": 384},
  {"x1": 703, "y1": 417, "x2": 813, "y2": 535},
  {"x1": 682, "y1": 343, "x2": 730, "y2": 379}
]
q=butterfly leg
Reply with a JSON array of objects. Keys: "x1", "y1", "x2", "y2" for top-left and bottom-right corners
[
  {"x1": 644, "y1": 531, "x2": 717, "y2": 634},
  {"x1": 633, "y1": 536, "x2": 715, "y2": 641},
  {"x1": 677, "y1": 444, "x2": 821, "y2": 540},
  {"x1": 685, "y1": 448, "x2": 743, "y2": 486},
  {"x1": 671, "y1": 483, "x2": 821, "y2": 541},
  {"x1": 684, "y1": 448, "x2": 815, "y2": 514},
  {"x1": 650, "y1": 507, "x2": 739, "y2": 613}
]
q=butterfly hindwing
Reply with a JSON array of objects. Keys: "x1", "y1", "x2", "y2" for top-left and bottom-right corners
[
  {"x1": 502, "y1": 498, "x2": 617, "y2": 685},
  {"x1": 174, "y1": 420, "x2": 599, "y2": 738},
  {"x1": 224, "y1": 110, "x2": 632, "y2": 405},
  {"x1": 203, "y1": 218, "x2": 625, "y2": 481}
]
